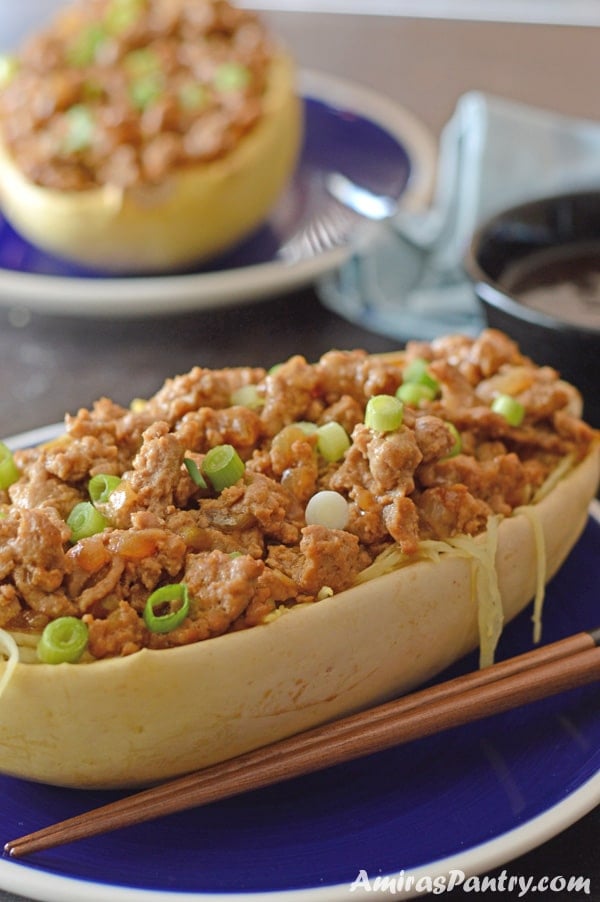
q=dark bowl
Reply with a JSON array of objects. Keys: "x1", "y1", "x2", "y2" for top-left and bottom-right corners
[{"x1": 465, "y1": 191, "x2": 600, "y2": 428}]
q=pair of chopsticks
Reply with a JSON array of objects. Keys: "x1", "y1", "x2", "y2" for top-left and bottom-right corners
[{"x1": 5, "y1": 626, "x2": 600, "y2": 858}]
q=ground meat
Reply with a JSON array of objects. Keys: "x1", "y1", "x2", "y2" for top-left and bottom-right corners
[
  {"x1": 174, "y1": 405, "x2": 263, "y2": 458},
  {"x1": 146, "y1": 366, "x2": 265, "y2": 424},
  {"x1": 267, "y1": 525, "x2": 369, "y2": 595},
  {"x1": 179, "y1": 549, "x2": 270, "y2": 640},
  {"x1": 0, "y1": 329, "x2": 595, "y2": 659},
  {"x1": 0, "y1": 0, "x2": 275, "y2": 191},
  {"x1": 85, "y1": 601, "x2": 147, "y2": 658},
  {"x1": 259, "y1": 356, "x2": 320, "y2": 436}
]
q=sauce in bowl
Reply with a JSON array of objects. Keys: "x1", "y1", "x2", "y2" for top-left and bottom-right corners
[{"x1": 503, "y1": 242, "x2": 600, "y2": 331}]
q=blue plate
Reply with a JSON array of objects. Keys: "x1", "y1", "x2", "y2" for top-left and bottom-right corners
[
  {"x1": 0, "y1": 71, "x2": 436, "y2": 317},
  {"x1": 0, "y1": 424, "x2": 599, "y2": 901}
]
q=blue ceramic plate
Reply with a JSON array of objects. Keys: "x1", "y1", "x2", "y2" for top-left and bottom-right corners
[
  {"x1": 0, "y1": 71, "x2": 435, "y2": 318},
  {"x1": 0, "y1": 424, "x2": 599, "y2": 902}
]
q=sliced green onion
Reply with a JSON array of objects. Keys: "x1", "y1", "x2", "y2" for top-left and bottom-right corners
[
  {"x1": 124, "y1": 47, "x2": 161, "y2": 77},
  {"x1": 0, "y1": 54, "x2": 18, "y2": 88},
  {"x1": 88, "y1": 474, "x2": 121, "y2": 504},
  {"x1": 143, "y1": 583, "x2": 190, "y2": 634},
  {"x1": 230, "y1": 384, "x2": 264, "y2": 410},
  {"x1": 443, "y1": 422, "x2": 462, "y2": 458},
  {"x1": 105, "y1": 0, "x2": 146, "y2": 34},
  {"x1": 184, "y1": 457, "x2": 208, "y2": 489},
  {"x1": 491, "y1": 394, "x2": 526, "y2": 426},
  {"x1": 37, "y1": 617, "x2": 89, "y2": 664},
  {"x1": 178, "y1": 81, "x2": 208, "y2": 111},
  {"x1": 0, "y1": 442, "x2": 20, "y2": 490},
  {"x1": 67, "y1": 501, "x2": 107, "y2": 542},
  {"x1": 129, "y1": 74, "x2": 163, "y2": 110},
  {"x1": 202, "y1": 444, "x2": 245, "y2": 492},
  {"x1": 213, "y1": 62, "x2": 250, "y2": 92},
  {"x1": 364, "y1": 395, "x2": 404, "y2": 433},
  {"x1": 62, "y1": 104, "x2": 95, "y2": 153},
  {"x1": 402, "y1": 358, "x2": 440, "y2": 395},
  {"x1": 395, "y1": 382, "x2": 436, "y2": 406},
  {"x1": 305, "y1": 491, "x2": 349, "y2": 530},
  {"x1": 66, "y1": 24, "x2": 108, "y2": 67},
  {"x1": 316, "y1": 422, "x2": 351, "y2": 462}
]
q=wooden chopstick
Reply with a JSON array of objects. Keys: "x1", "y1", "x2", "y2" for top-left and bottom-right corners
[{"x1": 5, "y1": 627, "x2": 600, "y2": 858}]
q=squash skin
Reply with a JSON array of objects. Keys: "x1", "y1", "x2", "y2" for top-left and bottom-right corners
[
  {"x1": 0, "y1": 52, "x2": 302, "y2": 273},
  {"x1": 0, "y1": 443, "x2": 597, "y2": 790}
]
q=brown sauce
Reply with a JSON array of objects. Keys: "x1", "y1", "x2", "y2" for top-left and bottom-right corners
[{"x1": 503, "y1": 242, "x2": 600, "y2": 330}]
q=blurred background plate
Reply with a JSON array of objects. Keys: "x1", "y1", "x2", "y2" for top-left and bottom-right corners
[{"x1": 0, "y1": 70, "x2": 436, "y2": 318}]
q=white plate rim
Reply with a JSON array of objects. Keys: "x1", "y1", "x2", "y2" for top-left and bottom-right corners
[
  {"x1": 0, "y1": 69, "x2": 437, "y2": 319},
  {"x1": 0, "y1": 422, "x2": 599, "y2": 901}
]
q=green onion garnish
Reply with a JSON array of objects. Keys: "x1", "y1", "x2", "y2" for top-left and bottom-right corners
[
  {"x1": 66, "y1": 24, "x2": 108, "y2": 67},
  {"x1": 178, "y1": 81, "x2": 208, "y2": 111},
  {"x1": 37, "y1": 617, "x2": 89, "y2": 664},
  {"x1": 124, "y1": 48, "x2": 161, "y2": 77},
  {"x1": 67, "y1": 501, "x2": 108, "y2": 542},
  {"x1": 213, "y1": 62, "x2": 251, "y2": 92},
  {"x1": 88, "y1": 474, "x2": 121, "y2": 504},
  {"x1": 0, "y1": 54, "x2": 18, "y2": 88},
  {"x1": 395, "y1": 382, "x2": 436, "y2": 406},
  {"x1": 402, "y1": 358, "x2": 440, "y2": 395},
  {"x1": 230, "y1": 384, "x2": 264, "y2": 410},
  {"x1": 491, "y1": 394, "x2": 526, "y2": 426},
  {"x1": 364, "y1": 395, "x2": 404, "y2": 433},
  {"x1": 105, "y1": 0, "x2": 146, "y2": 34},
  {"x1": 316, "y1": 422, "x2": 351, "y2": 462},
  {"x1": 202, "y1": 444, "x2": 245, "y2": 492},
  {"x1": 143, "y1": 583, "x2": 190, "y2": 634},
  {"x1": 443, "y1": 422, "x2": 462, "y2": 458},
  {"x1": 62, "y1": 104, "x2": 95, "y2": 153},
  {"x1": 0, "y1": 442, "x2": 20, "y2": 490},
  {"x1": 184, "y1": 457, "x2": 208, "y2": 489},
  {"x1": 129, "y1": 74, "x2": 163, "y2": 110}
]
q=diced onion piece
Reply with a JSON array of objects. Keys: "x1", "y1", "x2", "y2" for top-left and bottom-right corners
[
  {"x1": 143, "y1": 583, "x2": 190, "y2": 634},
  {"x1": 305, "y1": 490, "x2": 349, "y2": 530},
  {"x1": 316, "y1": 422, "x2": 350, "y2": 462},
  {"x1": 295, "y1": 421, "x2": 319, "y2": 436},
  {"x1": 37, "y1": 617, "x2": 89, "y2": 664},
  {"x1": 364, "y1": 394, "x2": 404, "y2": 433},
  {"x1": 67, "y1": 501, "x2": 108, "y2": 542},
  {"x1": 202, "y1": 444, "x2": 245, "y2": 492},
  {"x1": 491, "y1": 394, "x2": 525, "y2": 426}
]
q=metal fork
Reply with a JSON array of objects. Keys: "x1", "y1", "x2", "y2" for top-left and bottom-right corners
[{"x1": 278, "y1": 174, "x2": 398, "y2": 262}]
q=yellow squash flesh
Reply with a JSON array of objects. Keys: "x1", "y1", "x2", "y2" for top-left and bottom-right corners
[
  {"x1": 0, "y1": 52, "x2": 301, "y2": 273},
  {"x1": 0, "y1": 443, "x2": 598, "y2": 789}
]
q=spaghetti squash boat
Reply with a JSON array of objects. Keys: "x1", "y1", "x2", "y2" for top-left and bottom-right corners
[
  {"x1": 0, "y1": 0, "x2": 301, "y2": 272},
  {"x1": 0, "y1": 329, "x2": 598, "y2": 789}
]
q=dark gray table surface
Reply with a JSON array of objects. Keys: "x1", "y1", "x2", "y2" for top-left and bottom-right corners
[{"x1": 1, "y1": 9, "x2": 599, "y2": 902}]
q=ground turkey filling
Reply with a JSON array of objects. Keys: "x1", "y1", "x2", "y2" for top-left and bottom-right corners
[
  {"x1": 0, "y1": 0, "x2": 273, "y2": 190},
  {"x1": 0, "y1": 330, "x2": 595, "y2": 659}
]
